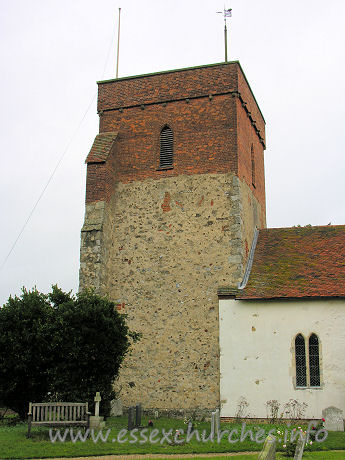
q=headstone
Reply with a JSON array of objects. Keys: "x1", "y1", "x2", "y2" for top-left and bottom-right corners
[
  {"x1": 257, "y1": 434, "x2": 276, "y2": 460},
  {"x1": 110, "y1": 399, "x2": 123, "y2": 416},
  {"x1": 154, "y1": 410, "x2": 159, "y2": 418},
  {"x1": 293, "y1": 433, "x2": 305, "y2": 460},
  {"x1": 94, "y1": 392, "x2": 101, "y2": 417},
  {"x1": 128, "y1": 406, "x2": 135, "y2": 431},
  {"x1": 89, "y1": 392, "x2": 106, "y2": 429},
  {"x1": 215, "y1": 408, "x2": 220, "y2": 435},
  {"x1": 210, "y1": 411, "x2": 215, "y2": 438},
  {"x1": 322, "y1": 406, "x2": 344, "y2": 432},
  {"x1": 135, "y1": 403, "x2": 142, "y2": 427}
]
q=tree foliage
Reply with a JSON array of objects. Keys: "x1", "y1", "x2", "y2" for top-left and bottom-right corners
[{"x1": 0, "y1": 286, "x2": 139, "y2": 419}]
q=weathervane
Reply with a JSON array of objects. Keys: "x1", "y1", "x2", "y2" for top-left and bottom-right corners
[{"x1": 217, "y1": 7, "x2": 232, "y2": 62}]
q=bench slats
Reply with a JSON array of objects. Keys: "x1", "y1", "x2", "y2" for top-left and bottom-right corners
[
  {"x1": 28, "y1": 401, "x2": 91, "y2": 438},
  {"x1": 29, "y1": 402, "x2": 89, "y2": 424},
  {"x1": 31, "y1": 402, "x2": 86, "y2": 406},
  {"x1": 33, "y1": 420, "x2": 88, "y2": 425}
]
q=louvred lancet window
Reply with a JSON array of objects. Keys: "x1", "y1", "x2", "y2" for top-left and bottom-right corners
[{"x1": 160, "y1": 126, "x2": 173, "y2": 168}]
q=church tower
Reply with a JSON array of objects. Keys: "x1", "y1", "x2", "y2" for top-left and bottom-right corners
[{"x1": 79, "y1": 61, "x2": 266, "y2": 415}]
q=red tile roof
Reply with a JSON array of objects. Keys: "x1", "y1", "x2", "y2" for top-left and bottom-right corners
[
  {"x1": 86, "y1": 132, "x2": 118, "y2": 163},
  {"x1": 236, "y1": 225, "x2": 345, "y2": 299}
]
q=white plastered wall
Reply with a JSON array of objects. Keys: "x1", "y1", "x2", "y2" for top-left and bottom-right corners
[{"x1": 219, "y1": 298, "x2": 345, "y2": 419}]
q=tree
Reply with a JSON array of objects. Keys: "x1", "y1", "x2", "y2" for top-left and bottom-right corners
[
  {"x1": 0, "y1": 288, "x2": 55, "y2": 419},
  {"x1": 48, "y1": 287, "x2": 139, "y2": 415},
  {"x1": 0, "y1": 286, "x2": 139, "y2": 419}
]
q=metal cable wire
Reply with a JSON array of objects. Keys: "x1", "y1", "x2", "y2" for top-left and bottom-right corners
[{"x1": 0, "y1": 10, "x2": 119, "y2": 272}]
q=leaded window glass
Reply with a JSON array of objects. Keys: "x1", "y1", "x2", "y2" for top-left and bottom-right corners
[
  {"x1": 295, "y1": 334, "x2": 307, "y2": 387},
  {"x1": 309, "y1": 333, "x2": 321, "y2": 387}
]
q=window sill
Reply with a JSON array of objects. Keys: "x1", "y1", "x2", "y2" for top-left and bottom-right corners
[
  {"x1": 157, "y1": 166, "x2": 174, "y2": 171},
  {"x1": 295, "y1": 386, "x2": 322, "y2": 390}
]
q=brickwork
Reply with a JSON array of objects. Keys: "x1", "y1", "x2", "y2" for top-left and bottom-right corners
[
  {"x1": 85, "y1": 162, "x2": 113, "y2": 203},
  {"x1": 97, "y1": 62, "x2": 238, "y2": 111},
  {"x1": 237, "y1": 68, "x2": 265, "y2": 145},
  {"x1": 236, "y1": 98, "x2": 266, "y2": 227},
  {"x1": 97, "y1": 95, "x2": 237, "y2": 186},
  {"x1": 79, "y1": 61, "x2": 267, "y2": 415}
]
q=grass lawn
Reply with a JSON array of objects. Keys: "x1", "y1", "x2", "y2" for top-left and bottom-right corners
[
  {"x1": 301, "y1": 453, "x2": 345, "y2": 459},
  {"x1": 145, "y1": 454, "x2": 345, "y2": 460},
  {"x1": 145, "y1": 456, "x2": 258, "y2": 460},
  {"x1": 179, "y1": 454, "x2": 345, "y2": 460},
  {"x1": 0, "y1": 415, "x2": 344, "y2": 459}
]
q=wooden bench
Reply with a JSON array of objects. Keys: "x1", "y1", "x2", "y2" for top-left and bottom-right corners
[{"x1": 27, "y1": 402, "x2": 90, "y2": 437}]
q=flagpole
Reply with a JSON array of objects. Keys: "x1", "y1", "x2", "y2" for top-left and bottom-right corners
[{"x1": 116, "y1": 7, "x2": 121, "y2": 78}]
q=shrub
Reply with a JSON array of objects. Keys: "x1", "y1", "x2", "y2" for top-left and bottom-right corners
[
  {"x1": 0, "y1": 286, "x2": 139, "y2": 419},
  {"x1": 0, "y1": 288, "x2": 55, "y2": 418}
]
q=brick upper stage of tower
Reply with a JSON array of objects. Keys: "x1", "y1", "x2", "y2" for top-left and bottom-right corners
[{"x1": 85, "y1": 61, "x2": 266, "y2": 206}]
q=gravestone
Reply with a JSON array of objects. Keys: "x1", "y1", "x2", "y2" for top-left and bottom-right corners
[
  {"x1": 293, "y1": 433, "x2": 305, "y2": 460},
  {"x1": 214, "y1": 408, "x2": 220, "y2": 435},
  {"x1": 135, "y1": 403, "x2": 142, "y2": 427},
  {"x1": 127, "y1": 406, "x2": 135, "y2": 430},
  {"x1": 210, "y1": 411, "x2": 215, "y2": 438},
  {"x1": 89, "y1": 392, "x2": 106, "y2": 429},
  {"x1": 110, "y1": 399, "x2": 123, "y2": 416},
  {"x1": 257, "y1": 434, "x2": 276, "y2": 460},
  {"x1": 322, "y1": 406, "x2": 344, "y2": 432},
  {"x1": 94, "y1": 392, "x2": 101, "y2": 417}
]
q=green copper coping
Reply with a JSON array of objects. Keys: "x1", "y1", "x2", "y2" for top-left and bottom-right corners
[{"x1": 97, "y1": 61, "x2": 265, "y2": 123}]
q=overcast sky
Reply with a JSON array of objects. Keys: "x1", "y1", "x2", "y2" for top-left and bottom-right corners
[{"x1": 1, "y1": 0, "x2": 344, "y2": 305}]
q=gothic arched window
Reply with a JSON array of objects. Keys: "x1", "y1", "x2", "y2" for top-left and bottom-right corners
[
  {"x1": 309, "y1": 333, "x2": 321, "y2": 387},
  {"x1": 294, "y1": 332, "x2": 321, "y2": 388},
  {"x1": 295, "y1": 334, "x2": 307, "y2": 387},
  {"x1": 160, "y1": 126, "x2": 173, "y2": 168}
]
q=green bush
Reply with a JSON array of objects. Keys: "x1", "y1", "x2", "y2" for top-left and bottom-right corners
[
  {"x1": 0, "y1": 288, "x2": 55, "y2": 419},
  {"x1": 0, "y1": 286, "x2": 139, "y2": 419}
]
